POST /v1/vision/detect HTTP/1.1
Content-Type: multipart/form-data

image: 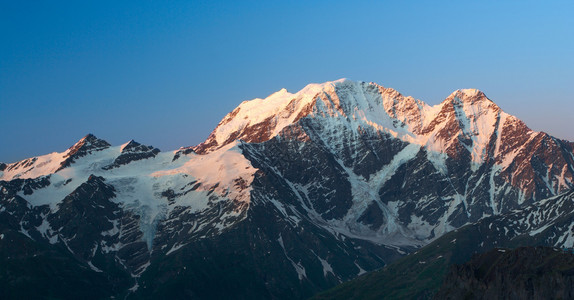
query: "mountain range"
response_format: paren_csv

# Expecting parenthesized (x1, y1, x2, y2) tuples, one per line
(1, 79, 573, 299)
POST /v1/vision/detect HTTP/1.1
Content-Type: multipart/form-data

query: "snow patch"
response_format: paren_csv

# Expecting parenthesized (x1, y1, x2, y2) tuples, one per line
(152, 142, 256, 204)
(36, 219, 58, 244)
(166, 243, 187, 255)
(277, 234, 307, 280)
(355, 261, 367, 276)
(529, 223, 551, 236)
(128, 282, 140, 292)
(317, 256, 334, 277)
(88, 261, 103, 273)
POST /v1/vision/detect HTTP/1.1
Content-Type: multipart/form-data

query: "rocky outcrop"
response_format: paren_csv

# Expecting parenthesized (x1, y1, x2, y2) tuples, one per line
(103, 140, 160, 170)
(56, 134, 111, 171)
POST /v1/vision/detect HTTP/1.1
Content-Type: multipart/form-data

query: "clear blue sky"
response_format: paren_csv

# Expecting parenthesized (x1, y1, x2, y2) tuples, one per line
(1, 1, 573, 163)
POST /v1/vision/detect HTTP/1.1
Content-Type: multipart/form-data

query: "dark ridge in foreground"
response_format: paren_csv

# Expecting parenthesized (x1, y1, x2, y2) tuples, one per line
(313, 245, 574, 300)
(435, 247, 574, 300)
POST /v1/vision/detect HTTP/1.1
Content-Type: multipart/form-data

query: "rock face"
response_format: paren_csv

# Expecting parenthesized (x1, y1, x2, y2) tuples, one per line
(57, 133, 112, 172)
(435, 247, 574, 300)
(1, 79, 574, 299)
(103, 140, 160, 170)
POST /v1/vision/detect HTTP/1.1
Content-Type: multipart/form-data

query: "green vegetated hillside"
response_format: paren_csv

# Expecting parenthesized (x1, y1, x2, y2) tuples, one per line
(435, 246, 574, 299)
(312, 226, 481, 300)
(313, 209, 574, 299)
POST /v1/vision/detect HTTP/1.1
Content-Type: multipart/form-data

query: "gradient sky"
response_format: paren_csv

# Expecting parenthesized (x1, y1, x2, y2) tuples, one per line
(1, 1, 573, 163)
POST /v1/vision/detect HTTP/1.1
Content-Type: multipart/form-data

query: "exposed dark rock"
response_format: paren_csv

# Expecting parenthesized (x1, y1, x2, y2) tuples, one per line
(102, 140, 160, 169)
(172, 147, 194, 161)
(45, 175, 150, 275)
(357, 202, 385, 230)
(47, 175, 119, 260)
(4, 157, 37, 173)
(0, 176, 51, 196)
(56, 134, 111, 172)
(0, 229, 132, 300)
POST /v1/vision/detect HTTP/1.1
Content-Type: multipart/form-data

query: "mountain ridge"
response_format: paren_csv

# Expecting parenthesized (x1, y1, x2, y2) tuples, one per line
(1, 79, 574, 298)
(191, 79, 502, 156)
(2, 79, 573, 245)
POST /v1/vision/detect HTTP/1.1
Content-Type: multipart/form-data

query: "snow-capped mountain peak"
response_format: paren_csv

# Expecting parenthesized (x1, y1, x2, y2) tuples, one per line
(192, 80, 503, 160)
(0, 134, 111, 181)
(192, 80, 343, 153)
(449, 88, 486, 100)
(2, 79, 574, 299)
(68, 133, 111, 152)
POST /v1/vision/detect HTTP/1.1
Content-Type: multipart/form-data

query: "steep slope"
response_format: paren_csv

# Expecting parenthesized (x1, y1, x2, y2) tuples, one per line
(189, 79, 574, 245)
(0, 229, 132, 299)
(1, 79, 574, 298)
(314, 189, 574, 299)
(0, 134, 111, 180)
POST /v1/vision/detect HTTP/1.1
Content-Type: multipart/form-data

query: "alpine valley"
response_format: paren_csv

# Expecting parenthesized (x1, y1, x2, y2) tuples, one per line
(2, 79, 574, 299)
